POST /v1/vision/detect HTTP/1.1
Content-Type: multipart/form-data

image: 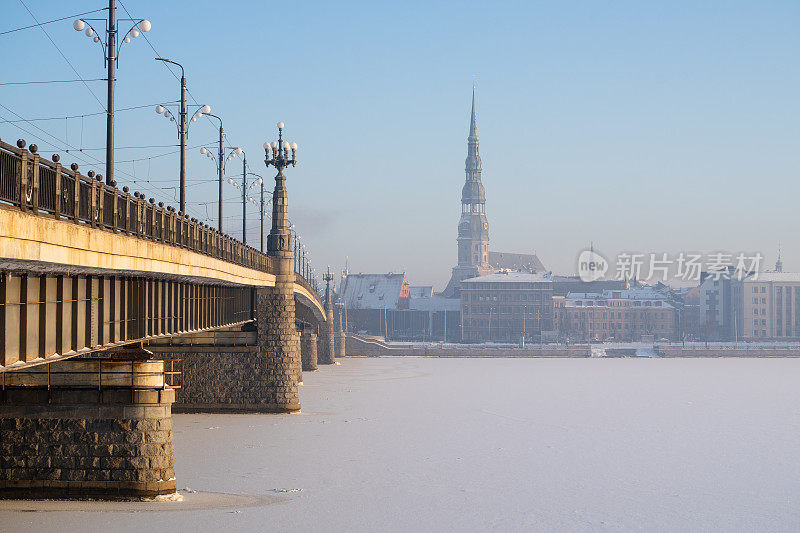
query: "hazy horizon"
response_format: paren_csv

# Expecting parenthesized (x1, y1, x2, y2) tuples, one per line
(2, 0, 798, 290)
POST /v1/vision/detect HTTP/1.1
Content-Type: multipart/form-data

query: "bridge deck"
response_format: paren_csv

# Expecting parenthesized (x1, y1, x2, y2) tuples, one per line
(0, 140, 325, 372)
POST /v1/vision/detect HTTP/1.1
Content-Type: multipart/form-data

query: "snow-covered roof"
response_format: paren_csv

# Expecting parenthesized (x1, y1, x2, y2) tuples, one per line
(462, 271, 552, 284)
(488, 251, 546, 272)
(340, 273, 408, 309)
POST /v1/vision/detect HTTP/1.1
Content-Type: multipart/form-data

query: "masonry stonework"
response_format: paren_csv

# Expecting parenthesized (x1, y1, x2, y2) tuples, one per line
(0, 387, 175, 499)
(301, 330, 318, 371)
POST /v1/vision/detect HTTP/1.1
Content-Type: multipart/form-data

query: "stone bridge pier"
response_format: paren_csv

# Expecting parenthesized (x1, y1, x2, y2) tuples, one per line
(0, 359, 176, 499)
(301, 330, 318, 371)
(148, 286, 304, 413)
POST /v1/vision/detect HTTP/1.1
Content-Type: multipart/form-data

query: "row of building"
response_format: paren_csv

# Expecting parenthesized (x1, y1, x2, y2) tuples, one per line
(335, 270, 678, 343)
(692, 267, 800, 341)
(329, 88, 786, 345)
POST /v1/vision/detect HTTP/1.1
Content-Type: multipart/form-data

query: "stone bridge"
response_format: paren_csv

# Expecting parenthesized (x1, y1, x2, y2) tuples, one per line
(0, 137, 342, 498)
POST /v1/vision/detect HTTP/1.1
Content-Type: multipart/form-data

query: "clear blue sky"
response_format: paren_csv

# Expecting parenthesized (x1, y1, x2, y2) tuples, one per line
(2, 1, 798, 289)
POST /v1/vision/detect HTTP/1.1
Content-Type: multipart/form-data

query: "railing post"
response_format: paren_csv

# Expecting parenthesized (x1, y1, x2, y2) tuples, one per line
(72, 172, 80, 221)
(149, 203, 155, 240)
(139, 197, 145, 237)
(53, 158, 62, 219)
(30, 151, 40, 213)
(90, 179, 98, 228)
(123, 190, 131, 233)
(112, 189, 119, 232)
(96, 183, 104, 229)
(19, 148, 28, 210)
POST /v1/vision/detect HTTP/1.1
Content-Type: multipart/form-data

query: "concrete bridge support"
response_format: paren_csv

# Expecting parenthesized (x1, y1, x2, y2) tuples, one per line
(301, 330, 317, 371)
(0, 359, 176, 499)
(335, 304, 346, 359)
(149, 286, 301, 413)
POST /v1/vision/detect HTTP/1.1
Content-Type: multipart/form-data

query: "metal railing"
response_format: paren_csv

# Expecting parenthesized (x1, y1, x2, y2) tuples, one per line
(0, 139, 288, 276)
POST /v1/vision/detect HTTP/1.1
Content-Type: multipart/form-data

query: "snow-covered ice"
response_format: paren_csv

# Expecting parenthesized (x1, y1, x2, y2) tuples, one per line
(2, 356, 799, 531)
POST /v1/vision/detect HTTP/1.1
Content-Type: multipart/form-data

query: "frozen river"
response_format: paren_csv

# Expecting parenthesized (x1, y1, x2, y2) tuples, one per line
(3, 357, 800, 531)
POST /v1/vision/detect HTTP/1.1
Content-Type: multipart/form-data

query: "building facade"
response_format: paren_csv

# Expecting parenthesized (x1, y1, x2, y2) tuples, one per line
(741, 272, 800, 339)
(553, 288, 678, 342)
(460, 272, 554, 342)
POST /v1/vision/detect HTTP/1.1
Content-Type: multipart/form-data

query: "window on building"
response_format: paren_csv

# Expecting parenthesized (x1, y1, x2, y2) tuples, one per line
(761, 287, 766, 293)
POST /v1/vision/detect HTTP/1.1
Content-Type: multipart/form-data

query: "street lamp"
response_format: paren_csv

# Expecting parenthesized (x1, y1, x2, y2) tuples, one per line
(154, 57, 210, 215)
(73, 3, 151, 185)
(246, 172, 271, 252)
(199, 113, 225, 231)
(200, 137, 249, 235)
(263, 121, 298, 257)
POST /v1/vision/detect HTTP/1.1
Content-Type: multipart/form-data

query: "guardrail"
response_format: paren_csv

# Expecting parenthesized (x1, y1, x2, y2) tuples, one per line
(0, 138, 276, 274)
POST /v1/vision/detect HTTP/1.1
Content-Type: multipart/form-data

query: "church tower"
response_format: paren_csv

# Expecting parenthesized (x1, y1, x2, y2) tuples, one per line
(443, 88, 493, 297)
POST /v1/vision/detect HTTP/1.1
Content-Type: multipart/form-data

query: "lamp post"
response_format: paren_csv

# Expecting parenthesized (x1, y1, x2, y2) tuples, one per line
(154, 57, 210, 215)
(262, 121, 297, 260)
(246, 172, 269, 252)
(200, 113, 224, 231)
(73, 4, 151, 185)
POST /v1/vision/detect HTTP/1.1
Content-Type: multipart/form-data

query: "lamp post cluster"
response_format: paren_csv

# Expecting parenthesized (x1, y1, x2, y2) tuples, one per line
(73, 12, 318, 286)
(73, 1, 151, 186)
(153, 56, 210, 215)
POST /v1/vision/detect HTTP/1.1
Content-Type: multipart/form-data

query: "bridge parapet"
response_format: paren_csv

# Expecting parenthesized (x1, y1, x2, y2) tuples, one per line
(0, 139, 275, 274)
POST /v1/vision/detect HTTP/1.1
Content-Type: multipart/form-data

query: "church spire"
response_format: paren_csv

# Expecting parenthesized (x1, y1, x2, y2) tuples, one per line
(465, 86, 482, 182)
(469, 85, 478, 141)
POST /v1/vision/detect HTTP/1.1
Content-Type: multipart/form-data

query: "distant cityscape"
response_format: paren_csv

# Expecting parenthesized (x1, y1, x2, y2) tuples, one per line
(333, 90, 790, 345)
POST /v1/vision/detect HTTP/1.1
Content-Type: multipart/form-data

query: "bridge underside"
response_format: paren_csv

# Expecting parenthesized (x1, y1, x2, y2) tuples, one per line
(0, 262, 254, 372)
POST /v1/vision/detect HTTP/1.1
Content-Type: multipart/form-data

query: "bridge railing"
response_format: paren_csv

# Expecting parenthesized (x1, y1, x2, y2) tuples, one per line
(0, 139, 277, 274)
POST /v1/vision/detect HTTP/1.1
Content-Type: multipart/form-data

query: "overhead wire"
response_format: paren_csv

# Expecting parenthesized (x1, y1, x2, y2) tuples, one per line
(0, 79, 105, 86)
(0, 101, 179, 123)
(0, 7, 106, 36)
(17, 0, 105, 110)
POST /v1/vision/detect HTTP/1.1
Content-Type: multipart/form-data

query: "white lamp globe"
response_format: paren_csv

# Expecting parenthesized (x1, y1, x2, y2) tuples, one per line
(257, 178, 263, 185)
(73, 19, 85, 31)
(191, 116, 197, 122)
(228, 178, 234, 184)
(271, 142, 278, 149)
(93, 36, 100, 43)
(290, 142, 297, 151)
(130, 28, 139, 38)
(163, 110, 171, 118)
(282, 141, 290, 151)
(201, 105, 211, 114)
(200, 147, 207, 155)
(170, 116, 175, 122)
(155, 105, 164, 114)
(235, 147, 243, 155)
(123, 36, 131, 43)
(262, 142, 269, 149)
(85, 27, 94, 37)
(277, 121, 284, 130)
(139, 19, 151, 32)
